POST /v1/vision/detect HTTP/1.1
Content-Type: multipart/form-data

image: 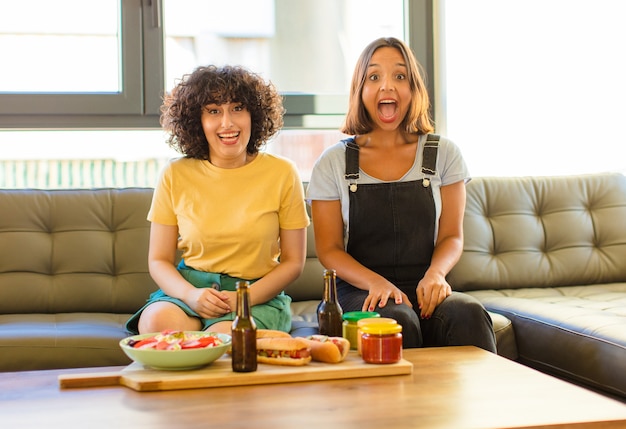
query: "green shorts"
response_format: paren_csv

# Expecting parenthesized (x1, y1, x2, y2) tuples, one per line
(125, 261, 292, 334)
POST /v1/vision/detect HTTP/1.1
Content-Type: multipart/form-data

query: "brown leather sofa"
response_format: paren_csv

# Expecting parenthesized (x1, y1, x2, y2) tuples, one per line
(448, 173, 626, 399)
(1, 174, 624, 400)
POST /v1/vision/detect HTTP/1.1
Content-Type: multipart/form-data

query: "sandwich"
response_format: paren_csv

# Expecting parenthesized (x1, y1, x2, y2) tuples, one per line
(256, 337, 312, 366)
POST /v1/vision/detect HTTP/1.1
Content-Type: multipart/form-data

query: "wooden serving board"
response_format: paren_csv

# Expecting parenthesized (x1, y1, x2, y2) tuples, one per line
(59, 352, 412, 392)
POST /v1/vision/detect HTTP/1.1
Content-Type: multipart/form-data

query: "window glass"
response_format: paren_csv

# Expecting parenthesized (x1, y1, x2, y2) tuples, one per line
(163, 0, 404, 93)
(0, 0, 120, 93)
(442, 0, 626, 176)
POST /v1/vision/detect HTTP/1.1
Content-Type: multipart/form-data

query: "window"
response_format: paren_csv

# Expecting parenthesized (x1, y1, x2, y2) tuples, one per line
(0, 0, 407, 128)
(162, 0, 402, 128)
(0, 0, 414, 188)
(0, 0, 160, 124)
(440, 0, 626, 176)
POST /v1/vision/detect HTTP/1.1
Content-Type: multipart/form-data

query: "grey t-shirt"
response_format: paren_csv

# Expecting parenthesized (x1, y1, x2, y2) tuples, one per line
(306, 134, 470, 245)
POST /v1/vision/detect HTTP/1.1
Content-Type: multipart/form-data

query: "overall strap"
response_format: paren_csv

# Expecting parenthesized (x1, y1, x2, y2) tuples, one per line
(344, 134, 440, 190)
(421, 134, 440, 187)
(344, 138, 360, 192)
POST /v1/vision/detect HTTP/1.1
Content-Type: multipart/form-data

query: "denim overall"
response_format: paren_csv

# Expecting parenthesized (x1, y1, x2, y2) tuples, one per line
(344, 135, 439, 299)
(337, 135, 497, 351)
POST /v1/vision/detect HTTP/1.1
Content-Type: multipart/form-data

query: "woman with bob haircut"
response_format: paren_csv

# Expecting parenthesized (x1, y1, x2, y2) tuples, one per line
(126, 65, 309, 336)
(343, 37, 433, 136)
(307, 37, 496, 351)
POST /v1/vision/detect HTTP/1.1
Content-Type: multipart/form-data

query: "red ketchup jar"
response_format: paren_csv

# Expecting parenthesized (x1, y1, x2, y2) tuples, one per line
(360, 321, 403, 364)
(356, 317, 398, 356)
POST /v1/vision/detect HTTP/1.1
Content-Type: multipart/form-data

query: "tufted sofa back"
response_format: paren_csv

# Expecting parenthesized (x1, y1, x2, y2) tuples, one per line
(0, 186, 323, 316)
(8, 173, 624, 314)
(448, 173, 626, 291)
(0, 188, 157, 314)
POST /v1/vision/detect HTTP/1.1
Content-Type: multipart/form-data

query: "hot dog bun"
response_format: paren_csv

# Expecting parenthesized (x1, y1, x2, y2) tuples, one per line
(256, 329, 292, 339)
(299, 335, 350, 363)
(256, 337, 312, 366)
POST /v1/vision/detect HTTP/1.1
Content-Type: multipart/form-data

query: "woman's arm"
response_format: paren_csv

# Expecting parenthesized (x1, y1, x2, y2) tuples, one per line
(417, 180, 466, 318)
(148, 222, 231, 318)
(311, 199, 411, 311)
(247, 227, 307, 306)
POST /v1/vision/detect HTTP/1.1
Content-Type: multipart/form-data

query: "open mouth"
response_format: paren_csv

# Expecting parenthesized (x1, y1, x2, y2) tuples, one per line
(218, 131, 240, 142)
(378, 99, 398, 122)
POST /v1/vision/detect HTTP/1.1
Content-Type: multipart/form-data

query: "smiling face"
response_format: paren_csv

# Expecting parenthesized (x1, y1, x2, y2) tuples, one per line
(361, 46, 412, 131)
(200, 102, 252, 168)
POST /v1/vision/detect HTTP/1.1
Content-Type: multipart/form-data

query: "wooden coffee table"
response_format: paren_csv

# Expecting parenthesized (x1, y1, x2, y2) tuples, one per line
(1, 346, 625, 428)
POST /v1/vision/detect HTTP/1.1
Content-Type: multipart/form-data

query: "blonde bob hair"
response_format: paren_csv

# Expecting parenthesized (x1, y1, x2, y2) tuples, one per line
(341, 37, 434, 136)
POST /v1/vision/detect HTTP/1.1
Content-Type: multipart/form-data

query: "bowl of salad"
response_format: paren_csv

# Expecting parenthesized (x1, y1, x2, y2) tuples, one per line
(119, 330, 232, 370)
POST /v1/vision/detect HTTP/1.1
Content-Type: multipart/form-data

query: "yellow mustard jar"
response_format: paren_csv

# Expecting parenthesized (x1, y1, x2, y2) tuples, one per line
(342, 311, 380, 350)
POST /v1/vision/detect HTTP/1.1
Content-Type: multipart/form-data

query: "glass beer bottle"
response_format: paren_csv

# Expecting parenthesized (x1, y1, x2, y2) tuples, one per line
(317, 269, 343, 337)
(231, 280, 257, 372)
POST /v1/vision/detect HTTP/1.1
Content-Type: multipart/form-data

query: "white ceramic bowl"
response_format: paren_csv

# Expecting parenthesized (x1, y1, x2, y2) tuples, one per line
(119, 331, 232, 370)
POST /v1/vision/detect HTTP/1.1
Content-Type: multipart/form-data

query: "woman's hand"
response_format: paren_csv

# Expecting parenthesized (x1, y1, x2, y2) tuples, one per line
(416, 272, 452, 318)
(416, 181, 465, 318)
(185, 287, 233, 319)
(363, 279, 412, 312)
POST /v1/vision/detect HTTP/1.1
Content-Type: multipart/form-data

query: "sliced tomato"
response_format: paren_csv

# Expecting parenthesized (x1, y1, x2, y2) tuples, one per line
(156, 340, 171, 350)
(132, 338, 158, 349)
(181, 335, 221, 349)
(196, 336, 219, 347)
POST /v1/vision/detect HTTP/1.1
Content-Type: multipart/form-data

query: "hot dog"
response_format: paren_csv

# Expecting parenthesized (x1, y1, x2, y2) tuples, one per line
(256, 337, 312, 366)
(298, 335, 350, 363)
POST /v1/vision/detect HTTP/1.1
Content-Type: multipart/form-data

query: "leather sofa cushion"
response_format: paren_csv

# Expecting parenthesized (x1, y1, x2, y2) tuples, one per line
(467, 284, 626, 398)
(0, 313, 133, 371)
(449, 173, 626, 291)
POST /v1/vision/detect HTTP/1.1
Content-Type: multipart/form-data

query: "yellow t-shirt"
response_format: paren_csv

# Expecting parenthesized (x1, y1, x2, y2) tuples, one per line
(148, 152, 310, 279)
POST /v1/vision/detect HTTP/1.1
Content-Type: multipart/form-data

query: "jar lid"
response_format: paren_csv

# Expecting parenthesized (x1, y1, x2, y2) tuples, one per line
(357, 317, 397, 327)
(361, 322, 403, 335)
(342, 311, 380, 323)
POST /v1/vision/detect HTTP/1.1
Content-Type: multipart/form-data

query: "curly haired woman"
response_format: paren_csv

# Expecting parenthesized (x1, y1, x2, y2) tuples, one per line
(126, 65, 309, 335)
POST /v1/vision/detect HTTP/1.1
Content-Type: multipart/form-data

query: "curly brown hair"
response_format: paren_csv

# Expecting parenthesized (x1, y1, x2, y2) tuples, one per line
(160, 65, 285, 159)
